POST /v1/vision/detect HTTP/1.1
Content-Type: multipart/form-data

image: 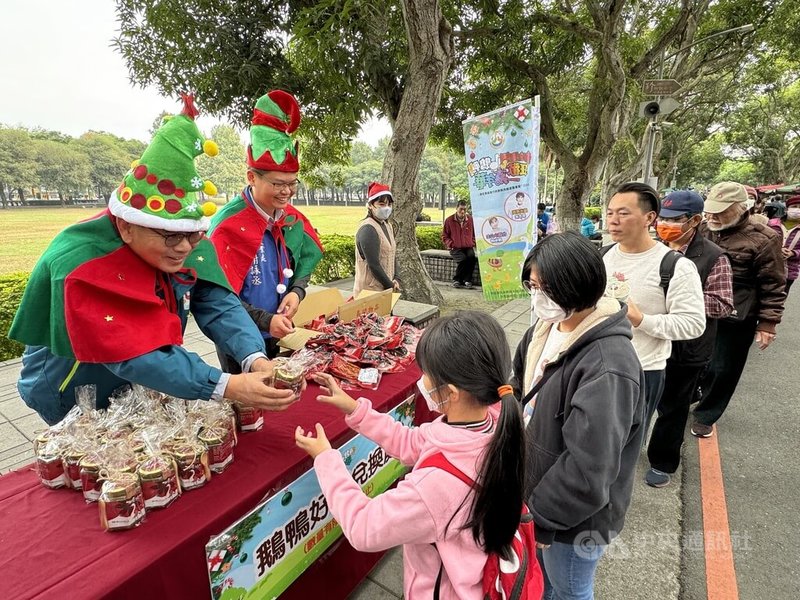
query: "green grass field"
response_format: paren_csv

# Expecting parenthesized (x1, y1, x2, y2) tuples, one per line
(0, 205, 454, 275)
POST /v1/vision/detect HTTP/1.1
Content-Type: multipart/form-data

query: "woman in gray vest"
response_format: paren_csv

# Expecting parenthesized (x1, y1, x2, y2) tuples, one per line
(354, 182, 401, 297)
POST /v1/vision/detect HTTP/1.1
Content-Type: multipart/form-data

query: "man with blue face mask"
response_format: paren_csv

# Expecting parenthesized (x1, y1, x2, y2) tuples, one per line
(354, 182, 401, 296)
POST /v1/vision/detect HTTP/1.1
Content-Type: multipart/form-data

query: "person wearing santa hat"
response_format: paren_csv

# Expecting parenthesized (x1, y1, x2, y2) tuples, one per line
(354, 182, 401, 297)
(209, 91, 323, 362)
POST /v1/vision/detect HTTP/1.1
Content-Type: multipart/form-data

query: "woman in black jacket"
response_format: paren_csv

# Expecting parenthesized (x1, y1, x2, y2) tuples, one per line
(511, 232, 646, 600)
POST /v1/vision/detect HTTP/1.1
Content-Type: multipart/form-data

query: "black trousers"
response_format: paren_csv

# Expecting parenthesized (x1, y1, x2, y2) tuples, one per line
(450, 247, 477, 283)
(693, 318, 758, 426)
(647, 361, 705, 473)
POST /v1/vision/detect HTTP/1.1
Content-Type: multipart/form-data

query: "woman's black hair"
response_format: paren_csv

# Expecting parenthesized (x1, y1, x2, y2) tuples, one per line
(522, 231, 607, 312)
(416, 311, 524, 560)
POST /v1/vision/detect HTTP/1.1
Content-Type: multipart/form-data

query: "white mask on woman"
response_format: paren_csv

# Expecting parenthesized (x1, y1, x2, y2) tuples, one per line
(530, 288, 571, 323)
(374, 206, 393, 220)
(787, 207, 800, 221)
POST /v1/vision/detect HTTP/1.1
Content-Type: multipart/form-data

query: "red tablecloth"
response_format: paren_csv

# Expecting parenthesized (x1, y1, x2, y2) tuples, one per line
(0, 364, 425, 600)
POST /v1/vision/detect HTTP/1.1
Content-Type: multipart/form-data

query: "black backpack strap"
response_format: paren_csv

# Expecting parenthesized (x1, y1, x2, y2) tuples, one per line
(659, 250, 682, 297)
(598, 243, 616, 257)
(519, 361, 560, 406)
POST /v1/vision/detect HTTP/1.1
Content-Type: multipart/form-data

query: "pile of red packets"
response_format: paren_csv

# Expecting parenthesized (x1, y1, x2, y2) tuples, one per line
(297, 313, 421, 390)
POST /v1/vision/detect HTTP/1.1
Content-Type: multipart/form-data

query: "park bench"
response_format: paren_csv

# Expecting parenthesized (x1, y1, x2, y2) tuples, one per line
(420, 249, 481, 286)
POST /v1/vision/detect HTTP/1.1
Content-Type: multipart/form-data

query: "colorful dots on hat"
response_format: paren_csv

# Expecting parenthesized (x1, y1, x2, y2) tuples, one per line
(158, 179, 176, 195)
(130, 194, 146, 209)
(133, 165, 148, 179)
(165, 199, 183, 214)
(146, 174, 158, 185)
(120, 187, 133, 203)
(147, 196, 165, 211)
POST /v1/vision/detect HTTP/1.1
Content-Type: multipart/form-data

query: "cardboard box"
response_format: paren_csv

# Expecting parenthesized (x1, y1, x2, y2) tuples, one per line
(279, 288, 398, 351)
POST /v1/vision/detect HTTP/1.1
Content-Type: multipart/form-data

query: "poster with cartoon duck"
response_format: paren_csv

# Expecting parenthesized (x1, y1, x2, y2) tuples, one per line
(462, 97, 541, 301)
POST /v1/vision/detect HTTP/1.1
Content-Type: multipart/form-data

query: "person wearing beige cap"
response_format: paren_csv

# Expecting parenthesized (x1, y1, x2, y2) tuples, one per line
(691, 181, 786, 438)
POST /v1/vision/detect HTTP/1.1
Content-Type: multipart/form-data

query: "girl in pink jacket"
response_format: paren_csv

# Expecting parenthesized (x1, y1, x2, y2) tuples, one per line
(295, 311, 529, 599)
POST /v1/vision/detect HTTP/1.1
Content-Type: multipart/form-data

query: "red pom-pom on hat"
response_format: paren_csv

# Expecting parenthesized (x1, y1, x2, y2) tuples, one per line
(368, 182, 392, 203)
(180, 93, 200, 120)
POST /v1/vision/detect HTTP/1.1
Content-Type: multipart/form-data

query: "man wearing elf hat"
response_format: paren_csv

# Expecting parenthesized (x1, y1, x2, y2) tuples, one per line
(209, 90, 323, 362)
(9, 95, 296, 425)
(353, 182, 400, 297)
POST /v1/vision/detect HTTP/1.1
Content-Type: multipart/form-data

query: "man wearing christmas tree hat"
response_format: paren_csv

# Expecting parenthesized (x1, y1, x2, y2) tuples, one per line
(209, 90, 323, 363)
(9, 95, 297, 425)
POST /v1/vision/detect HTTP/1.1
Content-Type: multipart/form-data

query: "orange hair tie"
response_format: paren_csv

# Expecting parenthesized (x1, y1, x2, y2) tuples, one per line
(497, 385, 514, 398)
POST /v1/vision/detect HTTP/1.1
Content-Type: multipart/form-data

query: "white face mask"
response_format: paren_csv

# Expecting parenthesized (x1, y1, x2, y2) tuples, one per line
(788, 208, 800, 221)
(530, 288, 571, 323)
(417, 376, 447, 412)
(374, 206, 393, 220)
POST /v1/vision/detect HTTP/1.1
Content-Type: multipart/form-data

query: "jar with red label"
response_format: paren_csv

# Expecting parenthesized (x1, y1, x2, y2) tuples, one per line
(63, 450, 87, 491)
(171, 443, 211, 490)
(36, 450, 66, 489)
(138, 454, 181, 509)
(79, 456, 104, 502)
(98, 472, 146, 531)
(234, 403, 264, 432)
(199, 426, 234, 473)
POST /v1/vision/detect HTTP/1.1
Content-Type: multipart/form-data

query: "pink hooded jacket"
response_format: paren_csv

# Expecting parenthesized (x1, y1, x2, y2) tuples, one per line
(313, 398, 498, 599)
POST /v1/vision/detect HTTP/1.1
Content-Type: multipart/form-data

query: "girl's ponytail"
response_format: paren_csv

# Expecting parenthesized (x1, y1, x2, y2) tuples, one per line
(416, 311, 525, 559)
(466, 388, 526, 559)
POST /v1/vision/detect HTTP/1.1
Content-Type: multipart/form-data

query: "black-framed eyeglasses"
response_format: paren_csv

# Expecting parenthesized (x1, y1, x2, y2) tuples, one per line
(152, 230, 205, 247)
(257, 173, 300, 192)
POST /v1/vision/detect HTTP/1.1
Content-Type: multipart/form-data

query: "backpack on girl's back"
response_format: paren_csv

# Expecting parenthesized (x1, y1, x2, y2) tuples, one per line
(295, 311, 544, 600)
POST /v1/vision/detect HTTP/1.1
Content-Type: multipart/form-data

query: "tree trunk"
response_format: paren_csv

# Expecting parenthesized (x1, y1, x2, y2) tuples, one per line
(382, 0, 452, 304)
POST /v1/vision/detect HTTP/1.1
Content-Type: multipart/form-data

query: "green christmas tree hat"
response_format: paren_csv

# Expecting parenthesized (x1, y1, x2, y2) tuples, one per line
(246, 90, 301, 172)
(109, 94, 220, 232)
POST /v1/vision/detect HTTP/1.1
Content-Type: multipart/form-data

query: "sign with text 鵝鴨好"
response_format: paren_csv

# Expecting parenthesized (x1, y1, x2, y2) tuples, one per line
(462, 97, 541, 301)
(205, 396, 416, 600)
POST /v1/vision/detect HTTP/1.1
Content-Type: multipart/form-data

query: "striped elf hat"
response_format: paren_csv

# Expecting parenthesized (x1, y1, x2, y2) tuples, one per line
(246, 90, 301, 173)
(109, 94, 220, 232)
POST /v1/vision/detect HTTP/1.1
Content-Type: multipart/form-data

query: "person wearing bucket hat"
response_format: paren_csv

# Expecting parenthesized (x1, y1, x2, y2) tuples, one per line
(691, 181, 786, 438)
(601, 182, 705, 431)
(645, 190, 733, 488)
(209, 90, 324, 362)
(353, 182, 400, 297)
(9, 95, 297, 425)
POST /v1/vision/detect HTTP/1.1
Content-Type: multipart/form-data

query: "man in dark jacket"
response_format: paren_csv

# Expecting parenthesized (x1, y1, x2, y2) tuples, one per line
(645, 191, 733, 487)
(691, 181, 786, 437)
(441, 200, 477, 288)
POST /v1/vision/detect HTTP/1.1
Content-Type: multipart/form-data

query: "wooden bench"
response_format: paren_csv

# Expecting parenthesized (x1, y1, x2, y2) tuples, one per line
(420, 249, 481, 286)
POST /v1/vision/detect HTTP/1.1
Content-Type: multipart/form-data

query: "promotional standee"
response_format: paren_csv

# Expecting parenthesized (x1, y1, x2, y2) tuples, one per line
(462, 97, 541, 302)
(206, 398, 416, 600)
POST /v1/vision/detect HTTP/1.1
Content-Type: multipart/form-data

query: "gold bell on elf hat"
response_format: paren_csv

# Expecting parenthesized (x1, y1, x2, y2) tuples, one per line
(109, 94, 219, 232)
